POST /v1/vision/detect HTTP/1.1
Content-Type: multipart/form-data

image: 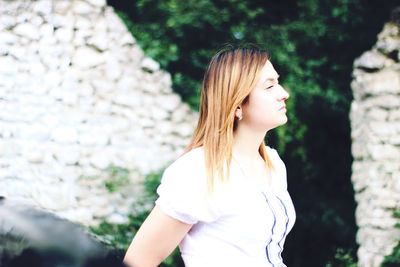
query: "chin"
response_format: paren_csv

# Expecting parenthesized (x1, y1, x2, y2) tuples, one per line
(275, 119, 288, 128)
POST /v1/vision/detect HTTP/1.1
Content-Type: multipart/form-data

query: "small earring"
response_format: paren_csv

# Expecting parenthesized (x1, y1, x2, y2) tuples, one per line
(235, 107, 242, 121)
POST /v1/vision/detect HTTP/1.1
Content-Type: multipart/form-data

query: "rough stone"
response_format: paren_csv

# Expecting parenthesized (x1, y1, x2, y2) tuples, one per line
(353, 69, 400, 96)
(74, 16, 92, 30)
(368, 144, 400, 160)
(73, 1, 93, 15)
(16, 12, 33, 24)
(55, 27, 74, 43)
(120, 32, 136, 45)
(13, 23, 40, 40)
(86, 0, 106, 7)
(103, 58, 122, 81)
(53, 147, 81, 165)
(389, 109, 400, 121)
(0, 0, 197, 231)
(87, 32, 109, 51)
(39, 23, 54, 38)
(363, 95, 400, 110)
(141, 57, 160, 72)
(48, 13, 75, 29)
(369, 121, 400, 136)
(53, 1, 72, 14)
(72, 46, 104, 69)
(116, 76, 139, 92)
(0, 57, 18, 74)
(366, 108, 388, 121)
(350, 18, 400, 267)
(51, 126, 79, 144)
(354, 50, 388, 71)
(156, 94, 181, 112)
(0, 140, 22, 157)
(151, 106, 169, 120)
(31, 183, 77, 211)
(8, 44, 26, 60)
(31, 16, 44, 27)
(107, 213, 129, 224)
(376, 23, 400, 57)
(0, 32, 18, 45)
(0, 15, 17, 30)
(89, 153, 111, 169)
(33, 0, 52, 16)
(27, 151, 45, 164)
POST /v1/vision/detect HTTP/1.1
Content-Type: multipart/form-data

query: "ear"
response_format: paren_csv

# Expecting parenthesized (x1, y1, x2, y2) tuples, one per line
(235, 106, 242, 121)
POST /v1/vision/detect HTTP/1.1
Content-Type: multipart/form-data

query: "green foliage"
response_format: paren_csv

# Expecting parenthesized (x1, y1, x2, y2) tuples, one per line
(89, 210, 145, 251)
(382, 243, 400, 267)
(90, 168, 184, 267)
(326, 248, 357, 267)
(103, 165, 130, 193)
(107, 0, 399, 265)
(381, 209, 400, 266)
(143, 170, 163, 201)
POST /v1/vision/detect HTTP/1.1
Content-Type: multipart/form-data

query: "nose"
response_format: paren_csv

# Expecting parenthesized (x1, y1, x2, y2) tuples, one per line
(278, 85, 289, 101)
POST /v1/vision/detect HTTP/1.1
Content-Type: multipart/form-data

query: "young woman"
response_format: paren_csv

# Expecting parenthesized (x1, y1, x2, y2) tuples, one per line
(124, 47, 296, 267)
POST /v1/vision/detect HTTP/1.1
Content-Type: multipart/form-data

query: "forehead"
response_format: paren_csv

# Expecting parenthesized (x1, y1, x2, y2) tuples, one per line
(260, 60, 279, 81)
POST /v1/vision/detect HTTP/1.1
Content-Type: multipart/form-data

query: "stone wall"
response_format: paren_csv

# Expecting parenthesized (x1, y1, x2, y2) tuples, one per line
(350, 14, 400, 267)
(0, 0, 198, 226)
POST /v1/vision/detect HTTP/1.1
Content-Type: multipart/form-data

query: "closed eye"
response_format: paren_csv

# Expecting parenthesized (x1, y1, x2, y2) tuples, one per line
(265, 79, 279, 90)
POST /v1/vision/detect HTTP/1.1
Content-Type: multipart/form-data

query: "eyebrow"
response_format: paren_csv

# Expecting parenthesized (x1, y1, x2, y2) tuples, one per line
(264, 74, 280, 83)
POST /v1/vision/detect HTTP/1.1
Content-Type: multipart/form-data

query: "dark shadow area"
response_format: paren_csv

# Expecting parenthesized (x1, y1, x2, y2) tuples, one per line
(0, 197, 126, 267)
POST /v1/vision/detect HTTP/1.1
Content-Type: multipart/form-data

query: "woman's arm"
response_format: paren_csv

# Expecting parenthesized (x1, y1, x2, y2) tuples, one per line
(123, 205, 193, 267)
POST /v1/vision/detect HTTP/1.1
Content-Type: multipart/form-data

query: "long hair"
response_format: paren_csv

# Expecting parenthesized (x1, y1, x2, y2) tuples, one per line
(185, 46, 275, 192)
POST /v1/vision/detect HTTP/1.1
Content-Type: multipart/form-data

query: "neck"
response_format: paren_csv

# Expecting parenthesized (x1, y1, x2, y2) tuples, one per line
(233, 124, 267, 160)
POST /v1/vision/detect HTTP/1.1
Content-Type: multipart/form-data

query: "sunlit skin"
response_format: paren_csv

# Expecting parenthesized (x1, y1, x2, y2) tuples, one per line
(242, 60, 289, 130)
(123, 60, 289, 267)
(124, 205, 193, 267)
(233, 60, 290, 160)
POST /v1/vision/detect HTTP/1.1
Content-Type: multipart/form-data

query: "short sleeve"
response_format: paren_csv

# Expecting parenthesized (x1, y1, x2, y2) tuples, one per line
(266, 146, 288, 190)
(155, 149, 220, 224)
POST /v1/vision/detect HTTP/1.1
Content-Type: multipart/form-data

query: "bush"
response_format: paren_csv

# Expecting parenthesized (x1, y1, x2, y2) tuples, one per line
(381, 243, 400, 267)
(103, 165, 131, 193)
(326, 248, 357, 267)
(381, 209, 400, 266)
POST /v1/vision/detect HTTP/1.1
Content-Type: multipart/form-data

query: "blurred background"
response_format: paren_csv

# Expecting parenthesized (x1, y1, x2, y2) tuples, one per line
(1, 0, 399, 266)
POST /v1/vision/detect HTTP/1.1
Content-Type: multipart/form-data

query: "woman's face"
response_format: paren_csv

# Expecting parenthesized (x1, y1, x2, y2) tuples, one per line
(240, 60, 290, 133)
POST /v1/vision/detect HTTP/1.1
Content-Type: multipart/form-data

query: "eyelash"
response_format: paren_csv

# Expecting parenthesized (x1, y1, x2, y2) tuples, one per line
(266, 85, 274, 90)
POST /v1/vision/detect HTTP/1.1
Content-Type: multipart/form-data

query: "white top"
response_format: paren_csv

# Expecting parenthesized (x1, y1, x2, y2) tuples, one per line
(155, 147, 296, 267)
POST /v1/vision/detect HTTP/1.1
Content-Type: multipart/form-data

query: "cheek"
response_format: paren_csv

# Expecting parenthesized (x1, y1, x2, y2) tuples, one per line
(248, 93, 274, 112)
(244, 99, 273, 122)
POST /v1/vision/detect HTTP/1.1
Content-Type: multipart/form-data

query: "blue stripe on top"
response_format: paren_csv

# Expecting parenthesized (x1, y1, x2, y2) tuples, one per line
(276, 196, 289, 262)
(262, 192, 290, 266)
(262, 192, 276, 266)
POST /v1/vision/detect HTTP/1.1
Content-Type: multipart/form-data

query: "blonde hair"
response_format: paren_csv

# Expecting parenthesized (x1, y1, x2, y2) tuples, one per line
(185, 46, 274, 192)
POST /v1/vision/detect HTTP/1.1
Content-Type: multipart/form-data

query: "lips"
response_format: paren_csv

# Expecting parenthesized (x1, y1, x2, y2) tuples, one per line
(279, 105, 286, 111)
